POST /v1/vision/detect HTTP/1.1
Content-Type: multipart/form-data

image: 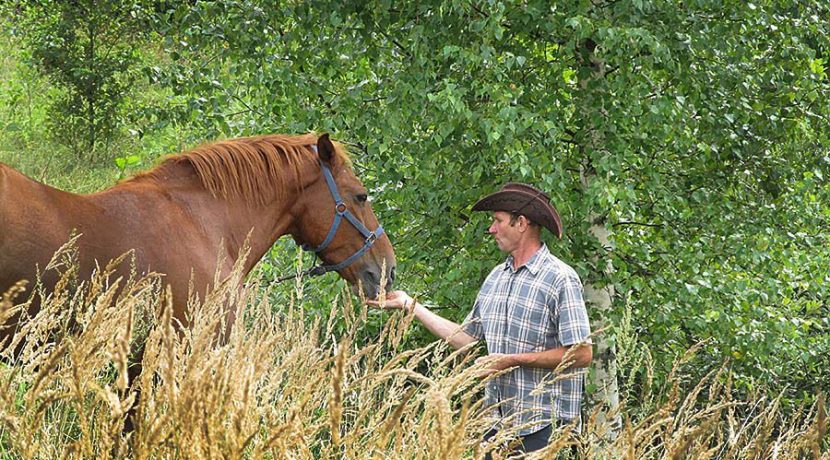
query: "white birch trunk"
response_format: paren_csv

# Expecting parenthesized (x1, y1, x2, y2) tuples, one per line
(578, 42, 622, 440)
(582, 206, 622, 440)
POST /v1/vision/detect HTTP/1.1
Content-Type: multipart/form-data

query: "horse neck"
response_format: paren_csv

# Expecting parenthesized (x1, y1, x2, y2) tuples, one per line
(204, 177, 305, 273)
(136, 160, 308, 272)
(214, 200, 293, 273)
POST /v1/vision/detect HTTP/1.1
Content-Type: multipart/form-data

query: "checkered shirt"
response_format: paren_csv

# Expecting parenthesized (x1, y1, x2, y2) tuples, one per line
(462, 244, 591, 435)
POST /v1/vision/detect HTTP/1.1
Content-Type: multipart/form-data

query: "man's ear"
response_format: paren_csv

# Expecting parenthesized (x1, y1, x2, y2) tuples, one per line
(317, 133, 336, 165)
(518, 215, 530, 231)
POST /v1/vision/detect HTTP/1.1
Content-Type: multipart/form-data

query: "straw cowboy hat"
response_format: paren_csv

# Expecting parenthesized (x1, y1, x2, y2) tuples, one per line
(471, 182, 563, 238)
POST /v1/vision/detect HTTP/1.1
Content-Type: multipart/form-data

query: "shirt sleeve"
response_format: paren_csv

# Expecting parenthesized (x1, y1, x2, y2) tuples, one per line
(461, 298, 484, 340)
(554, 270, 592, 346)
(462, 266, 502, 340)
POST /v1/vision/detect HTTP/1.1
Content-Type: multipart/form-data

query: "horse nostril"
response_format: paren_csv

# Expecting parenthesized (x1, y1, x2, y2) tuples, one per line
(389, 266, 397, 283)
(365, 269, 380, 286)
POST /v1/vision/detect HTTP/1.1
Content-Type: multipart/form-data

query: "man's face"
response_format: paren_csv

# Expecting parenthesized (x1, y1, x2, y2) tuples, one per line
(488, 211, 522, 253)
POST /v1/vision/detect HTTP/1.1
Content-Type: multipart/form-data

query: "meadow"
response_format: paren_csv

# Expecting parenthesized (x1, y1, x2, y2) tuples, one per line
(0, 242, 826, 459)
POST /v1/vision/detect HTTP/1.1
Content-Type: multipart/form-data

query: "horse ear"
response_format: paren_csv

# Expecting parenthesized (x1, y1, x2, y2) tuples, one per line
(317, 133, 336, 165)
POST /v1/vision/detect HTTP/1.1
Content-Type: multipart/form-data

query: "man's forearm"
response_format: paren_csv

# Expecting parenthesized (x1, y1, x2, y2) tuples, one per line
(508, 343, 593, 370)
(410, 301, 478, 350)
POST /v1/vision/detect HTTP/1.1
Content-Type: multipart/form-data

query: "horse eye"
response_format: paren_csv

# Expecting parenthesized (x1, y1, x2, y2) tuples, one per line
(355, 194, 368, 203)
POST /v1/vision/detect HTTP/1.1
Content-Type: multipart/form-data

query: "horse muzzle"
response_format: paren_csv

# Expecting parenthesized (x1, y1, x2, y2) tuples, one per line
(357, 263, 395, 300)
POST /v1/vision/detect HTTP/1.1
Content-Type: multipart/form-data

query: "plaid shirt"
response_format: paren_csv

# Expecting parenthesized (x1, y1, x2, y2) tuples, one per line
(462, 244, 591, 435)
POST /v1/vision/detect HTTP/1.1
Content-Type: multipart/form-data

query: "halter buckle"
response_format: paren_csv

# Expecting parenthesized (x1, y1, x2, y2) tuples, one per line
(336, 202, 348, 214)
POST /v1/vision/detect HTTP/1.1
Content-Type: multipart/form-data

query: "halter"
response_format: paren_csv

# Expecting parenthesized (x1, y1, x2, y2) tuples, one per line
(276, 145, 384, 282)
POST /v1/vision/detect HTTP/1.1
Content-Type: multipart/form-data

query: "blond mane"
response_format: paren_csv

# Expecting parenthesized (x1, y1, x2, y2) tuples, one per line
(137, 133, 351, 206)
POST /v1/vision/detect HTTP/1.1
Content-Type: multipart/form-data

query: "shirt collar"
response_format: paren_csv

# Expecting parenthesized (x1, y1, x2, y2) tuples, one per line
(502, 243, 549, 276)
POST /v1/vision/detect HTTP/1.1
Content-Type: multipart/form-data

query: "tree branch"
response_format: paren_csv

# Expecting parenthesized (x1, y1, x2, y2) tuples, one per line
(613, 220, 664, 229)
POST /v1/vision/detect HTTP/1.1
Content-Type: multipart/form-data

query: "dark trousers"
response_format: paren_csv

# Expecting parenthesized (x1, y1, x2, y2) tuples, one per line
(483, 424, 553, 459)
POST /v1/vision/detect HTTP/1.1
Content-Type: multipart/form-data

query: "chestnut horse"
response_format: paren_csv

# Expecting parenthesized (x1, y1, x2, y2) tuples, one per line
(0, 133, 396, 342)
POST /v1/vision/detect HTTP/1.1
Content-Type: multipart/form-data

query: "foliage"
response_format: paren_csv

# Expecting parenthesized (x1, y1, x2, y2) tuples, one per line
(0, 17, 190, 192)
(0, 27, 113, 192)
(0, 22, 52, 153)
(6, 0, 155, 161)
(136, 0, 830, 407)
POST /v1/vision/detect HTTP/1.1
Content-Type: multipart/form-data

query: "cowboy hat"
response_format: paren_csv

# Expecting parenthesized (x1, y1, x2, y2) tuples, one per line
(471, 182, 563, 238)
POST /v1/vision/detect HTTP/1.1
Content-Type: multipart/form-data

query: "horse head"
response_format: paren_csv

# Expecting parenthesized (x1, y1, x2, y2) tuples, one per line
(291, 134, 396, 300)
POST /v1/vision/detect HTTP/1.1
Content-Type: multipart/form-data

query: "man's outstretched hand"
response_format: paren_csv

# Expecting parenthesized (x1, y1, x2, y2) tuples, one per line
(366, 290, 414, 311)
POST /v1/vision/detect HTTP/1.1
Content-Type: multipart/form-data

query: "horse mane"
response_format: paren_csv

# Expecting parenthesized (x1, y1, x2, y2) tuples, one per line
(134, 133, 352, 206)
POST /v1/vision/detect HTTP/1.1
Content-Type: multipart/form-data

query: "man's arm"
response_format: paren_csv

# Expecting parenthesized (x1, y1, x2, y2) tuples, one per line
(409, 300, 478, 350)
(477, 343, 593, 375)
(367, 290, 478, 350)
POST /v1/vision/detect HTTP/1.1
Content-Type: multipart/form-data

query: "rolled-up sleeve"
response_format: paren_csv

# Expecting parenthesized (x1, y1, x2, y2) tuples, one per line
(461, 300, 484, 340)
(555, 272, 591, 346)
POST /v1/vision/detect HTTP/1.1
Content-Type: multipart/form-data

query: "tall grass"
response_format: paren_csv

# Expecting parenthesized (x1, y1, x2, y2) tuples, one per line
(0, 242, 827, 459)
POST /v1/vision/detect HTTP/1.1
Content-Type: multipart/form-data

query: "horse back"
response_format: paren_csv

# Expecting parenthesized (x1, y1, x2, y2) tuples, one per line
(1, 162, 247, 330)
(0, 164, 91, 290)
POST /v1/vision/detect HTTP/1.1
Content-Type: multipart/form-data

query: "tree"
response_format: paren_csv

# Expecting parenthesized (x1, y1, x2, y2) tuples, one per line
(9, 0, 154, 160)
(141, 0, 830, 433)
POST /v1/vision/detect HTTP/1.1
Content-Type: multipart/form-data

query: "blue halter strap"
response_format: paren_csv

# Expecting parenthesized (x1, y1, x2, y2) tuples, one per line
(299, 145, 384, 277)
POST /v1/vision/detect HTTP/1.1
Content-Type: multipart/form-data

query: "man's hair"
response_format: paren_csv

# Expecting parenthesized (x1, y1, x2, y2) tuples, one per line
(509, 213, 540, 228)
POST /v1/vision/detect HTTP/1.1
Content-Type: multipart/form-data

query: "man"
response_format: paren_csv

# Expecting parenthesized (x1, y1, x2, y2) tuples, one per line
(368, 183, 592, 456)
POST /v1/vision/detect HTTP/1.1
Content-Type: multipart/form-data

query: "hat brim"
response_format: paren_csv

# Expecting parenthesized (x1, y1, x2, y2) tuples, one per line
(472, 190, 563, 238)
